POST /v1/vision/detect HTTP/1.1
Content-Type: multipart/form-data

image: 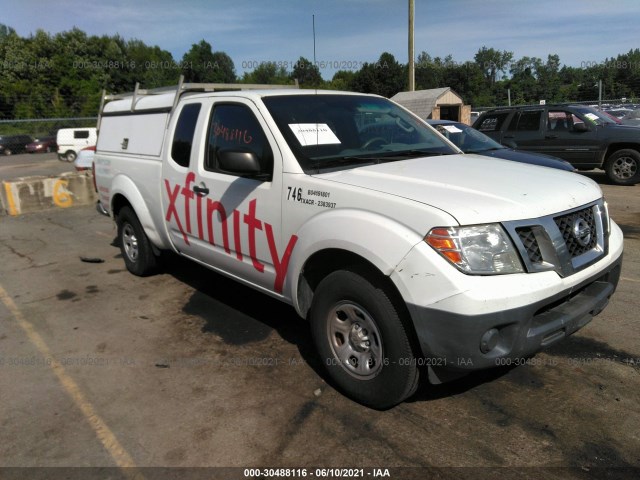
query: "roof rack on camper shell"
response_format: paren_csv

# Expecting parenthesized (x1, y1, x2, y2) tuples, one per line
(97, 74, 299, 130)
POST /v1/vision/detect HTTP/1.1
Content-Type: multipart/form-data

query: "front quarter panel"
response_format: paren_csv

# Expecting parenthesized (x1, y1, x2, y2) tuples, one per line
(281, 178, 459, 316)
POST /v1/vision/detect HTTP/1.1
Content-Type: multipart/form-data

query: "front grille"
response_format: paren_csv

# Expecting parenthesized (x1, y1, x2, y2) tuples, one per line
(554, 206, 597, 258)
(516, 227, 543, 264)
(504, 200, 607, 277)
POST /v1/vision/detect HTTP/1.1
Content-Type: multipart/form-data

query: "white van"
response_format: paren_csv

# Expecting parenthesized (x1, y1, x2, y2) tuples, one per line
(56, 127, 97, 162)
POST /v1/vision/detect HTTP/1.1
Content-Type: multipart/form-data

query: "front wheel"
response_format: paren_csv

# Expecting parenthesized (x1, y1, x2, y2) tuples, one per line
(117, 206, 158, 276)
(604, 149, 640, 185)
(309, 269, 419, 409)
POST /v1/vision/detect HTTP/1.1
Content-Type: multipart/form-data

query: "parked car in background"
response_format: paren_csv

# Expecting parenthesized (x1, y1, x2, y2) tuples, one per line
(621, 109, 640, 127)
(0, 134, 33, 156)
(427, 119, 575, 171)
(56, 127, 97, 162)
(74, 145, 95, 171)
(473, 104, 640, 185)
(26, 135, 58, 154)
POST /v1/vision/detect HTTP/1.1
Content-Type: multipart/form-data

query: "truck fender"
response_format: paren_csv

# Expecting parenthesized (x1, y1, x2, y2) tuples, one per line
(109, 174, 169, 250)
(286, 208, 425, 316)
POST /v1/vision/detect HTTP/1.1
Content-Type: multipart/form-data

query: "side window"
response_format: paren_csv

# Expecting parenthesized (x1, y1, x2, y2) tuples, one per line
(476, 113, 510, 132)
(508, 110, 542, 131)
(171, 103, 202, 168)
(74, 130, 90, 139)
(206, 104, 273, 177)
(548, 110, 574, 131)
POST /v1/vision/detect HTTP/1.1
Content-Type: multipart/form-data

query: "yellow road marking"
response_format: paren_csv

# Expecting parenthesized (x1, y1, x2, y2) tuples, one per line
(3, 182, 18, 216)
(621, 276, 639, 283)
(0, 284, 144, 479)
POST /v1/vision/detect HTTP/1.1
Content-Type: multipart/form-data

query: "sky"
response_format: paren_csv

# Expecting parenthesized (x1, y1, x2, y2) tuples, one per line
(2, 0, 640, 80)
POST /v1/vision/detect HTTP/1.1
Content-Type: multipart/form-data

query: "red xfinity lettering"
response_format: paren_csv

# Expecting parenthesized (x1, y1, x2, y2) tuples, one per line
(244, 199, 265, 273)
(164, 179, 189, 245)
(164, 173, 297, 293)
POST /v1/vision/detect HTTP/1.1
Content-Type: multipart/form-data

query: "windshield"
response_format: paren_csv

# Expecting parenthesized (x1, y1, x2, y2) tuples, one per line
(432, 122, 504, 153)
(573, 106, 617, 126)
(262, 94, 457, 172)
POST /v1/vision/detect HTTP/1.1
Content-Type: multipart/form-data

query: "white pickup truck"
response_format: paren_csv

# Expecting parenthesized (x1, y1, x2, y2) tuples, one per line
(95, 79, 623, 409)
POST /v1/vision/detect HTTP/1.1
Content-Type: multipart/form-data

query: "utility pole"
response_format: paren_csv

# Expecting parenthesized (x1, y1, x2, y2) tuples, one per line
(408, 0, 415, 91)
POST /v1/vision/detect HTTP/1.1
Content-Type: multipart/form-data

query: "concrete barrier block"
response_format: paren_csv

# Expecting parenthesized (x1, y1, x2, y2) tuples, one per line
(1, 171, 98, 216)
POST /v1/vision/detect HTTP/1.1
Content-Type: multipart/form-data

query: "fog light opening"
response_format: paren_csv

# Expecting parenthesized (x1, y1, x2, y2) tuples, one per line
(480, 328, 500, 354)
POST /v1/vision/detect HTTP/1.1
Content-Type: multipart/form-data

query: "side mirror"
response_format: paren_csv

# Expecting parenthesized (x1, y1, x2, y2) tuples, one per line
(573, 123, 589, 132)
(218, 149, 262, 175)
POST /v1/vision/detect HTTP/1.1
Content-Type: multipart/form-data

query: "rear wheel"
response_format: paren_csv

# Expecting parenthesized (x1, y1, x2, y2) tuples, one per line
(117, 206, 158, 276)
(604, 149, 640, 185)
(309, 268, 419, 409)
(65, 150, 77, 162)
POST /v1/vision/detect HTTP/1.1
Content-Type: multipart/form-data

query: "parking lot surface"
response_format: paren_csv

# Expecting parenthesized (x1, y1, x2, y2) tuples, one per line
(0, 165, 639, 479)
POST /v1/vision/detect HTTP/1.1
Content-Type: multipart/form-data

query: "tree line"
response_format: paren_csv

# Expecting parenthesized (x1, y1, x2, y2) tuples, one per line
(2, 24, 640, 122)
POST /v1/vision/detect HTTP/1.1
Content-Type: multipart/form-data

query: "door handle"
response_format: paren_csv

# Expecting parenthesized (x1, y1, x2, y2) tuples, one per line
(193, 185, 209, 196)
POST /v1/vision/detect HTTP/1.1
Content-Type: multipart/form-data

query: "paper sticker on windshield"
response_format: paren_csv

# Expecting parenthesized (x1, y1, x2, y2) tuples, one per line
(585, 113, 599, 121)
(441, 125, 463, 133)
(289, 124, 341, 146)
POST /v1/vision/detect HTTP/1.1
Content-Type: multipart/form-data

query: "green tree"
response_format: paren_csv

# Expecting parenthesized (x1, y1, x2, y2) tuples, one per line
(327, 70, 355, 90)
(415, 52, 445, 89)
(474, 46, 513, 85)
(182, 40, 236, 83)
(241, 62, 289, 84)
(350, 52, 406, 97)
(291, 56, 323, 87)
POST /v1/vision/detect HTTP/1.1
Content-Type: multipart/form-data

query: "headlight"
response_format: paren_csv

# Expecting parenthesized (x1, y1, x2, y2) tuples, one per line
(425, 224, 524, 274)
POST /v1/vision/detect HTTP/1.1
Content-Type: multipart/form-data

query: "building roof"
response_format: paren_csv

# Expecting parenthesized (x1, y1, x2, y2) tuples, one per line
(392, 87, 463, 119)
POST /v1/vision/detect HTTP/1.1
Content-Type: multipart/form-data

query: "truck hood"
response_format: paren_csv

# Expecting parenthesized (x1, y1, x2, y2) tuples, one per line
(315, 154, 602, 225)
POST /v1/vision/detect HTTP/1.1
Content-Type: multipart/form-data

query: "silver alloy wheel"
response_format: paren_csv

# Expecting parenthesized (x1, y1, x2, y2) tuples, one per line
(122, 223, 139, 262)
(327, 301, 384, 379)
(612, 155, 637, 180)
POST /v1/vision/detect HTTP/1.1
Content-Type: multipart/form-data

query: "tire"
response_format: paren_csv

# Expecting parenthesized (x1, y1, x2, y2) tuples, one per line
(604, 149, 640, 185)
(117, 206, 158, 276)
(4, 148, 12, 156)
(65, 150, 77, 162)
(309, 268, 419, 409)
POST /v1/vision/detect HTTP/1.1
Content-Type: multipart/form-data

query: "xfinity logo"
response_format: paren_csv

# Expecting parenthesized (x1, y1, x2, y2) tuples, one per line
(572, 217, 592, 247)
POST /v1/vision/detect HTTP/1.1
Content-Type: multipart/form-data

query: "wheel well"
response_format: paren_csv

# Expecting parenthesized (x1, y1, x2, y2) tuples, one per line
(111, 194, 132, 218)
(298, 248, 422, 358)
(297, 248, 403, 316)
(605, 143, 640, 160)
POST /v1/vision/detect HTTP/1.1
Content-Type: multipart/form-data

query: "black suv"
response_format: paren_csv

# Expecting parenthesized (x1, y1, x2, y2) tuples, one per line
(473, 104, 640, 185)
(0, 134, 33, 156)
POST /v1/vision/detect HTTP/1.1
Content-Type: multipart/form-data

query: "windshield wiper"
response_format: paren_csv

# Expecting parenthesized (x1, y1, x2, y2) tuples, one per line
(466, 147, 504, 153)
(315, 150, 448, 171)
(315, 156, 378, 170)
(383, 149, 448, 158)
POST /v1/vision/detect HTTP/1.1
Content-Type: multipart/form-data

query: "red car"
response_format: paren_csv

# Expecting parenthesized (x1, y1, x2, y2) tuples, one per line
(26, 136, 58, 154)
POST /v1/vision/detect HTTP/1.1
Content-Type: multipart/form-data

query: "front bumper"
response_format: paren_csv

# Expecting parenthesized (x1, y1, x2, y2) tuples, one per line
(408, 252, 622, 372)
